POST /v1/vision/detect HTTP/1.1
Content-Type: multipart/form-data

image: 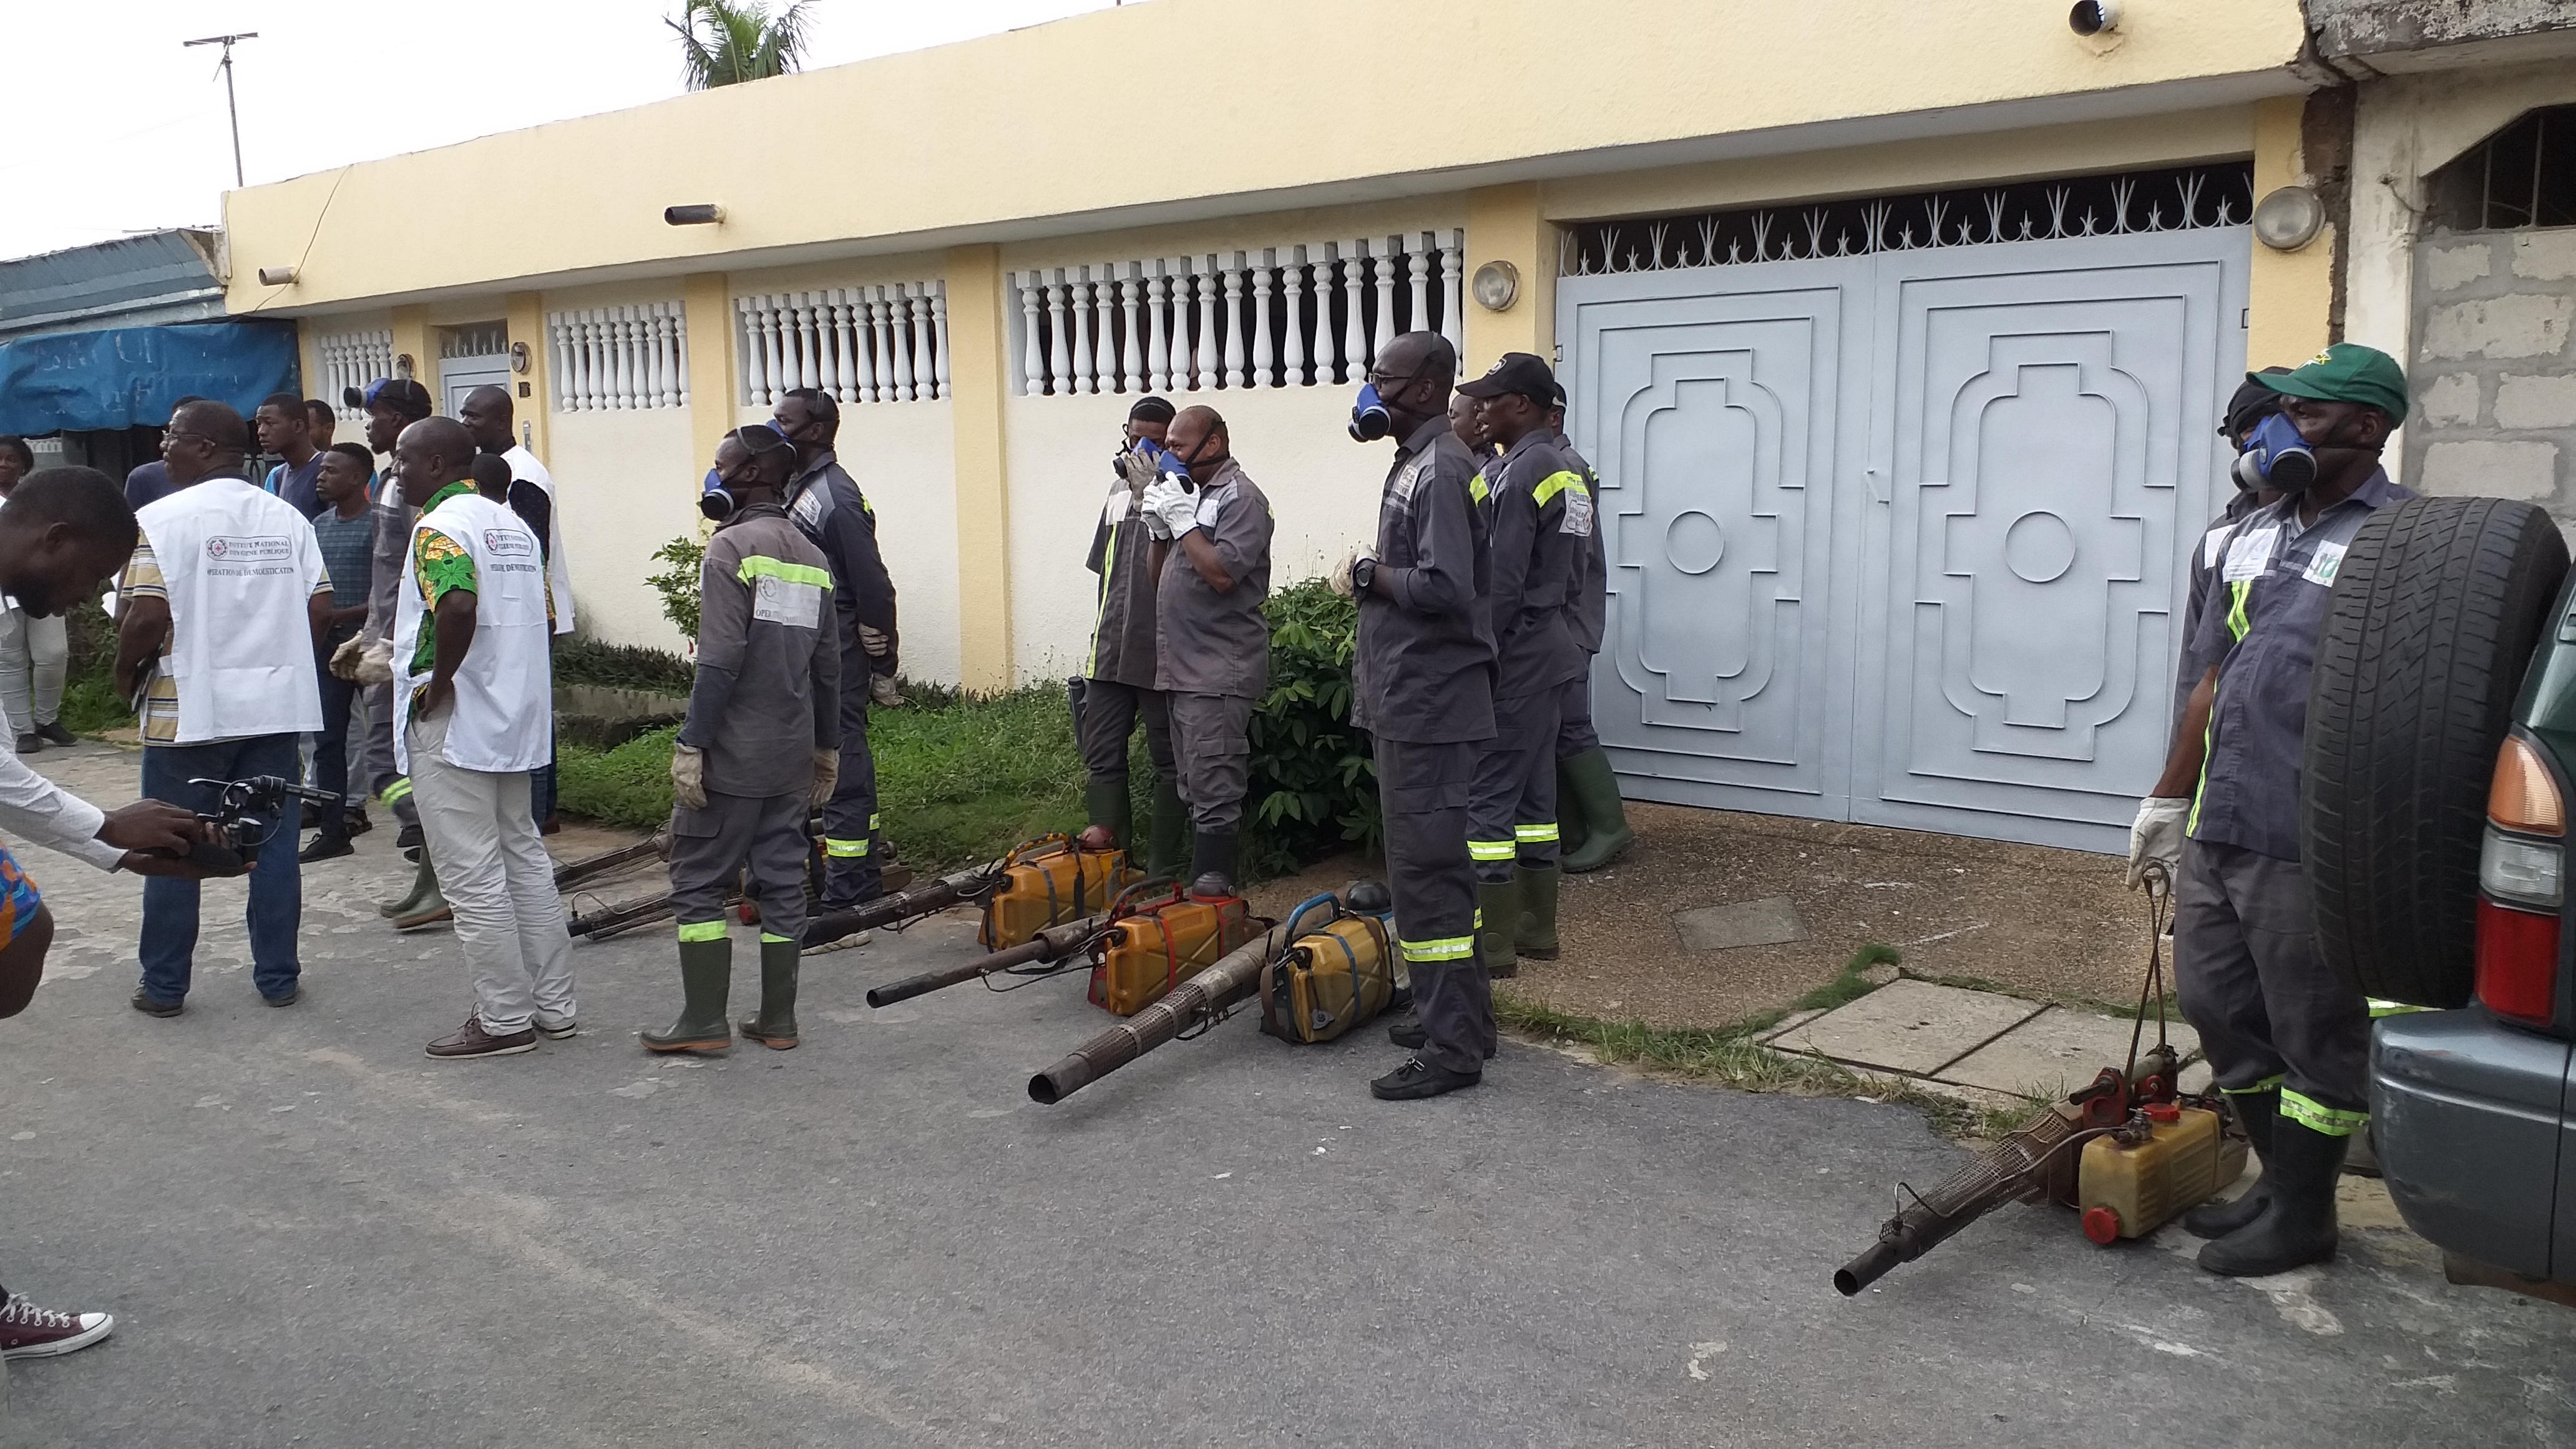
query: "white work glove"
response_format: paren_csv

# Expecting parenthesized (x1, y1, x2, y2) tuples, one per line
(1153, 484, 1203, 540)
(2127, 796, 2189, 890)
(328, 635, 367, 681)
(869, 673, 907, 708)
(1138, 476, 1183, 541)
(811, 748, 841, 809)
(857, 622, 890, 660)
(353, 638, 395, 686)
(671, 743, 708, 811)
(1329, 544, 1378, 598)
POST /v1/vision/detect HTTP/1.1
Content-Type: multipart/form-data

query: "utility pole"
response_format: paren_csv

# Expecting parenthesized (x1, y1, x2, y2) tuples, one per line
(183, 32, 259, 189)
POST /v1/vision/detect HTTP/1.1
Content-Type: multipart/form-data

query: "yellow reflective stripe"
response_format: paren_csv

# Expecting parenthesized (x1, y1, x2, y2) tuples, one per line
(1471, 907, 1484, 929)
(379, 777, 412, 806)
(2367, 998, 2428, 1018)
(2225, 578, 2252, 641)
(2187, 711, 2214, 836)
(1401, 935, 1475, 962)
(1515, 823, 1560, 842)
(736, 555, 833, 590)
(2218, 1075, 2285, 1096)
(2280, 1090, 2368, 1136)
(870, 814, 882, 830)
(759, 932, 795, 944)
(1086, 519, 1118, 678)
(1468, 839, 1516, 861)
(1531, 469, 1584, 507)
(1468, 472, 1490, 505)
(676, 920, 728, 942)
(824, 837, 871, 857)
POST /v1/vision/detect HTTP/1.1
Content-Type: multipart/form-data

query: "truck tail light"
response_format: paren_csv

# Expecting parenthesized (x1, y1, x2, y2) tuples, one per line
(2479, 734, 2567, 1027)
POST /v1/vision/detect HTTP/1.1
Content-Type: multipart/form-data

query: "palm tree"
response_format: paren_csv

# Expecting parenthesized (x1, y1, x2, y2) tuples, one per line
(668, 0, 813, 90)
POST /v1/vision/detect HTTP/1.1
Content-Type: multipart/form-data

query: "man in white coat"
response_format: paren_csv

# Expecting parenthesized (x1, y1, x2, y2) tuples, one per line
(459, 384, 572, 829)
(114, 400, 334, 1014)
(390, 417, 574, 1059)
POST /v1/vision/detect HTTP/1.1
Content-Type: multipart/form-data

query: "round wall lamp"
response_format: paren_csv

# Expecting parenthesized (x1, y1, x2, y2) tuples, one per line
(509, 341, 532, 374)
(1472, 260, 1520, 313)
(2253, 185, 2325, 251)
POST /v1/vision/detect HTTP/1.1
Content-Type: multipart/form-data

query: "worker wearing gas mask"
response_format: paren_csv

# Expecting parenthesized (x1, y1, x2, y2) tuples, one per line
(647, 426, 839, 1054)
(1076, 396, 1187, 882)
(2127, 343, 2413, 1279)
(772, 388, 899, 921)
(1141, 405, 1271, 899)
(1455, 353, 1590, 982)
(1334, 331, 1498, 1101)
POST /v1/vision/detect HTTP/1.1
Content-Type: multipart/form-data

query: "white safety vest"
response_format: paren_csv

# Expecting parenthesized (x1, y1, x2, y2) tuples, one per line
(135, 479, 325, 744)
(393, 490, 554, 774)
(504, 444, 576, 635)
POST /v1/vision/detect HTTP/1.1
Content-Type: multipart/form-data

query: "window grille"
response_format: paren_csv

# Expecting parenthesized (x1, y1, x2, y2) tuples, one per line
(2426, 105, 2576, 232)
(312, 328, 395, 419)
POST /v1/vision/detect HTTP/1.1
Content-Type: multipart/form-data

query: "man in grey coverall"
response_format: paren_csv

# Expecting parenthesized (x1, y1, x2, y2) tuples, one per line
(2129, 343, 2414, 1279)
(1335, 331, 1498, 1102)
(1078, 396, 1186, 881)
(1456, 353, 1590, 981)
(1141, 405, 1271, 897)
(645, 425, 840, 1055)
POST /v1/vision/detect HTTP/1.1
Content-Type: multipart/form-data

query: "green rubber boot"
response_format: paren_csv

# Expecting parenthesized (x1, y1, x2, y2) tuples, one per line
(378, 852, 438, 919)
(1146, 776, 1190, 884)
(1557, 758, 1589, 857)
(388, 855, 451, 930)
(1084, 774, 1133, 850)
(1558, 747, 1635, 874)
(643, 934, 733, 1053)
(1476, 879, 1520, 980)
(1516, 864, 1561, 961)
(740, 934, 801, 1050)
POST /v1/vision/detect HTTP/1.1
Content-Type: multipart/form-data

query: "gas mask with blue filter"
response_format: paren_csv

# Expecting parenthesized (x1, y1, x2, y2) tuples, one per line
(2232, 412, 2319, 494)
(701, 426, 797, 520)
(1349, 383, 1392, 443)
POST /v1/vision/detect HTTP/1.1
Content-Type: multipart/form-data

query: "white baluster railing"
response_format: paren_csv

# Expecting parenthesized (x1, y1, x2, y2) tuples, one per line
(547, 301, 689, 412)
(313, 328, 396, 419)
(731, 281, 949, 405)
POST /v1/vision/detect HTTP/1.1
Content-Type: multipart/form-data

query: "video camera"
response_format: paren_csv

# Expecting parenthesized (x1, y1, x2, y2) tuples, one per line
(182, 775, 349, 872)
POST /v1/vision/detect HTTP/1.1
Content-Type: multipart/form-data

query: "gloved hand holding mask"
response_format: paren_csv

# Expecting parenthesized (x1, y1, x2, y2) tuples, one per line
(2127, 796, 2189, 890)
(1139, 477, 1187, 540)
(1149, 481, 1202, 540)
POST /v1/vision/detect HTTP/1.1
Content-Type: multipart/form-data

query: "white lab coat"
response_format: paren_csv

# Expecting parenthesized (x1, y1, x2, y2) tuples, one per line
(135, 479, 325, 744)
(392, 491, 552, 774)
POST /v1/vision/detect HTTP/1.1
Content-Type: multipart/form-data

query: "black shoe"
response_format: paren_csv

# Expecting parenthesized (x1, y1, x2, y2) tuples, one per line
(13, 733, 39, 754)
(299, 834, 354, 864)
(300, 802, 321, 829)
(345, 811, 372, 837)
(396, 822, 422, 851)
(263, 985, 301, 1008)
(1370, 1055, 1481, 1101)
(129, 989, 182, 1018)
(2183, 1090, 2276, 1239)
(32, 721, 75, 747)
(2199, 1116, 2347, 1277)
(1387, 1012, 1426, 1048)
(403, 844, 421, 864)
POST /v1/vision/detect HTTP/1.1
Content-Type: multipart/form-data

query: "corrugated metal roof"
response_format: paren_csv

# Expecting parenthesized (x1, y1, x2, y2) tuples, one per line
(0, 230, 225, 339)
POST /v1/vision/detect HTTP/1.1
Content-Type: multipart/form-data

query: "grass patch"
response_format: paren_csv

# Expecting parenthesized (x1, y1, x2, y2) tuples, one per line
(1790, 942, 1902, 1013)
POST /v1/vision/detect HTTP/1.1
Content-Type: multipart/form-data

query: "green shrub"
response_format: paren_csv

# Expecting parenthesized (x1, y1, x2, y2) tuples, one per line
(554, 635, 696, 696)
(59, 598, 133, 734)
(554, 724, 686, 829)
(1245, 578, 1377, 873)
(645, 534, 706, 641)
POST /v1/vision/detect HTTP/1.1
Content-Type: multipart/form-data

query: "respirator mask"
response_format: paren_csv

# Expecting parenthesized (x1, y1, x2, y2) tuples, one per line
(2232, 412, 2318, 494)
(1349, 383, 1392, 443)
(699, 467, 739, 521)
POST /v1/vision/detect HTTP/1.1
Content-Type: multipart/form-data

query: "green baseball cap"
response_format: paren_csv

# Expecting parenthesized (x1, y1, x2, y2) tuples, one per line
(2250, 342, 2409, 424)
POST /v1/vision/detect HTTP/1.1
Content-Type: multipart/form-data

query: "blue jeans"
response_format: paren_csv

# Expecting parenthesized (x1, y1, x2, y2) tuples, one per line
(315, 664, 360, 840)
(139, 734, 303, 1003)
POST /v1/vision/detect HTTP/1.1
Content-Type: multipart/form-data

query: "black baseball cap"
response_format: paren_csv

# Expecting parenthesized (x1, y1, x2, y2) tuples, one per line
(1458, 352, 1556, 406)
(343, 377, 433, 417)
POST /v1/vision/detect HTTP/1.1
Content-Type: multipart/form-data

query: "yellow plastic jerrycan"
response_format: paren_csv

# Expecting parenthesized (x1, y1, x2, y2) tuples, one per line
(2077, 1103, 2249, 1243)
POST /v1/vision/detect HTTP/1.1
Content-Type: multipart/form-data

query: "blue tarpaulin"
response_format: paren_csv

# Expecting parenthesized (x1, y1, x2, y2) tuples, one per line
(0, 321, 300, 434)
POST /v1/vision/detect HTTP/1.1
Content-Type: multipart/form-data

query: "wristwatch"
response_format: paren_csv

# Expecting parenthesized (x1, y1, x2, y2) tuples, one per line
(1350, 555, 1377, 596)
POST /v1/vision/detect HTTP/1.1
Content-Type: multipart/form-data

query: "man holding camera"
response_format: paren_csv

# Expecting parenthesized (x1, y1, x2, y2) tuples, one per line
(114, 401, 334, 1015)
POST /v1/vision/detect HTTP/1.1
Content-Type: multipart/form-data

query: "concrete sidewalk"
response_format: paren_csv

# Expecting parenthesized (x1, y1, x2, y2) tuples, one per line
(2, 741, 2571, 1447)
(1765, 977, 2210, 1106)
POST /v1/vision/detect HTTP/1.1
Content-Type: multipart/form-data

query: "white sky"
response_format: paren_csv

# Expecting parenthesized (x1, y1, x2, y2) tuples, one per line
(2, 0, 1116, 263)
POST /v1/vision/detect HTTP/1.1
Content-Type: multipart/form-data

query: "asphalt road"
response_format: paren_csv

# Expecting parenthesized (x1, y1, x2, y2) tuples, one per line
(3, 742, 2573, 1448)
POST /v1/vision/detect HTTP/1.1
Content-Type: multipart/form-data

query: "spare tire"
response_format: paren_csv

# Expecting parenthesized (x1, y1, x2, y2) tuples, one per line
(2305, 495, 2570, 1008)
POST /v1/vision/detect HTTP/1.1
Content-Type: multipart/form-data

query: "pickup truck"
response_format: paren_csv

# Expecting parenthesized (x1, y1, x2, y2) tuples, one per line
(2303, 494, 2575, 1304)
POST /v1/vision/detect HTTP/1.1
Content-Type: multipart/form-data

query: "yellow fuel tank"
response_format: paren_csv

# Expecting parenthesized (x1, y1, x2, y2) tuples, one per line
(2078, 1104, 2249, 1243)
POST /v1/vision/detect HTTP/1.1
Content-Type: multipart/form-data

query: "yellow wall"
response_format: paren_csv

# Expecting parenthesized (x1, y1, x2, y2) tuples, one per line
(1464, 184, 1557, 377)
(220, 0, 2309, 314)
(505, 291, 550, 458)
(2246, 95, 2335, 369)
(944, 245, 1015, 691)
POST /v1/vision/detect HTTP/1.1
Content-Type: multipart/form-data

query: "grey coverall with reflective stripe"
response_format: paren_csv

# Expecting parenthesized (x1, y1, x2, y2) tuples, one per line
(669, 505, 841, 944)
(1554, 439, 1607, 758)
(1154, 461, 1272, 832)
(1356, 417, 1498, 1075)
(1081, 449, 1176, 793)
(787, 451, 895, 909)
(2175, 470, 2412, 1139)
(1469, 429, 1588, 884)
(363, 471, 419, 827)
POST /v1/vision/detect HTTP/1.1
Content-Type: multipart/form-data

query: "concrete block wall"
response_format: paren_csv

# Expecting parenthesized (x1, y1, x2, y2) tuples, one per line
(2409, 230, 2576, 521)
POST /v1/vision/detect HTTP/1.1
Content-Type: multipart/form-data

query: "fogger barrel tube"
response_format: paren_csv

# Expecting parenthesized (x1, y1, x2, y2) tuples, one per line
(864, 915, 1110, 1009)
(1028, 928, 1283, 1105)
(1832, 1105, 2079, 1295)
(803, 862, 1002, 948)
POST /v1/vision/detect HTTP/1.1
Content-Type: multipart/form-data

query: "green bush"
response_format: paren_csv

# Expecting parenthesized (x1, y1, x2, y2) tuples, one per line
(645, 534, 706, 642)
(59, 598, 134, 734)
(1245, 578, 1377, 873)
(554, 635, 696, 696)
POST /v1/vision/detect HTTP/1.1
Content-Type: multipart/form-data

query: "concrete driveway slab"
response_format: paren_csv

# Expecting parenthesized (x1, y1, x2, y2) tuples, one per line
(1936, 1006, 2205, 1100)
(1672, 895, 1809, 952)
(1767, 978, 2046, 1075)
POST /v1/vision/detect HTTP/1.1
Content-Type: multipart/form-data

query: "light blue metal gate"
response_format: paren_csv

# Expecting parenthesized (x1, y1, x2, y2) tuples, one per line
(1559, 222, 2248, 852)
